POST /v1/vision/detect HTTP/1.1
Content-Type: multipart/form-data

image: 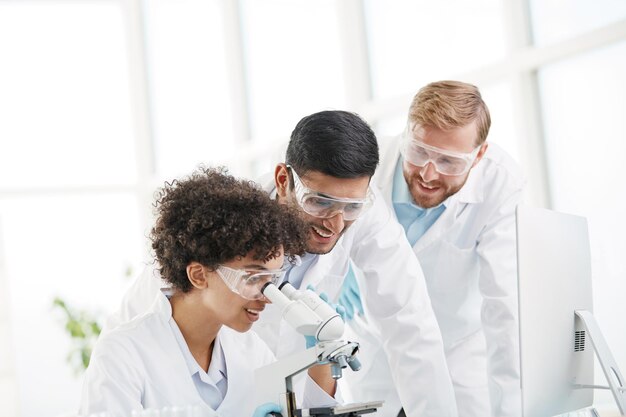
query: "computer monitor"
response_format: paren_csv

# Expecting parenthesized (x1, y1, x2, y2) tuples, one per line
(517, 206, 626, 417)
(516, 205, 595, 416)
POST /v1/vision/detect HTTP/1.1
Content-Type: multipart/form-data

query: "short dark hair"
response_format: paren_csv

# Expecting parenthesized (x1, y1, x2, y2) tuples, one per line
(150, 167, 308, 293)
(285, 110, 379, 178)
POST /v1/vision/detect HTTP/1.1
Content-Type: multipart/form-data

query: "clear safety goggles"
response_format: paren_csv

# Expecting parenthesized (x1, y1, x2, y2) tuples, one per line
(216, 265, 288, 300)
(401, 127, 481, 176)
(287, 165, 374, 221)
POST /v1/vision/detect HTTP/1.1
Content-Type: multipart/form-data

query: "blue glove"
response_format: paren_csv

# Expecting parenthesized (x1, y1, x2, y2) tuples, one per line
(252, 402, 282, 417)
(304, 334, 317, 349)
(304, 285, 347, 349)
(338, 266, 364, 320)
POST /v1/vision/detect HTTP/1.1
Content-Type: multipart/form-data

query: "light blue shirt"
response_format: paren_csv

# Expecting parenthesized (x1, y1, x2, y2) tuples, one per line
(392, 157, 446, 246)
(284, 252, 319, 289)
(169, 317, 228, 409)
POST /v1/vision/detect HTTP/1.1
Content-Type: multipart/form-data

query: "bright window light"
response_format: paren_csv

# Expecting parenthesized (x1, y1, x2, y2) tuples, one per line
(143, 0, 236, 181)
(538, 41, 626, 406)
(529, 0, 626, 46)
(364, 0, 507, 100)
(241, 0, 347, 144)
(0, 2, 136, 188)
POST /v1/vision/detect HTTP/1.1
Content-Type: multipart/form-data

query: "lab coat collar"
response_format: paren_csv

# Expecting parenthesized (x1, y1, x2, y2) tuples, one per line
(169, 317, 227, 384)
(214, 328, 261, 414)
(301, 233, 349, 293)
(450, 154, 485, 205)
(375, 135, 487, 252)
(375, 134, 403, 202)
(149, 290, 251, 414)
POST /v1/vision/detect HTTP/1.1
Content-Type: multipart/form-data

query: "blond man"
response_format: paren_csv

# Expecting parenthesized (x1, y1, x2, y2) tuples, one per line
(341, 81, 524, 417)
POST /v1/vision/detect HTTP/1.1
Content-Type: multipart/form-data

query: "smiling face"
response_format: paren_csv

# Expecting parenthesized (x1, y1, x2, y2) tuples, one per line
(193, 249, 285, 333)
(402, 122, 487, 209)
(274, 164, 371, 254)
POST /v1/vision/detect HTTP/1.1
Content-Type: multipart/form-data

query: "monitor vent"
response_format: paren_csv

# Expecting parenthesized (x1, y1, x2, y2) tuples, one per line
(575, 330, 586, 352)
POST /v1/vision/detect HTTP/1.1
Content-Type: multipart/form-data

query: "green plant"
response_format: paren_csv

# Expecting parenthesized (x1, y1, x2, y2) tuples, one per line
(52, 297, 102, 374)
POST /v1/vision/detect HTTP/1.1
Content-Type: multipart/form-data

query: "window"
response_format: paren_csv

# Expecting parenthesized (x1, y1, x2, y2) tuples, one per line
(0, 3, 143, 416)
(0, 2, 135, 188)
(538, 40, 626, 403)
(241, 0, 347, 144)
(143, 0, 236, 181)
(365, 0, 507, 100)
(530, 0, 626, 46)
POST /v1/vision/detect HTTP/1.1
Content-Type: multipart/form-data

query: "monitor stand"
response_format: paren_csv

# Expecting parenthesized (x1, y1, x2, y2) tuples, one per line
(556, 408, 600, 417)
(572, 310, 626, 416)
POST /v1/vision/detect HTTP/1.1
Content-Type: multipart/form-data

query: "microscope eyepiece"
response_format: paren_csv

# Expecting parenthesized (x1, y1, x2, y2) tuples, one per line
(261, 281, 274, 294)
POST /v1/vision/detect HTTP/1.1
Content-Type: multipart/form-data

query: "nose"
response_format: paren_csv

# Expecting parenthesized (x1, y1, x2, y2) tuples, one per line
(258, 291, 271, 303)
(420, 161, 439, 182)
(323, 212, 345, 233)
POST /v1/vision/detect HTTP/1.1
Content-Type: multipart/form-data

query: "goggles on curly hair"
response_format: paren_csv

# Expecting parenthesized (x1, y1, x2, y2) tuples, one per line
(216, 265, 288, 300)
(287, 165, 374, 221)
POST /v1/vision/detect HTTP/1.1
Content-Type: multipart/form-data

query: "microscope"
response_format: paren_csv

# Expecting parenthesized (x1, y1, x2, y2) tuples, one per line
(254, 282, 382, 417)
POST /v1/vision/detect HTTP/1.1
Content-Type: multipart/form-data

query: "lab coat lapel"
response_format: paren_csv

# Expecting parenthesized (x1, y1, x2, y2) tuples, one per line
(412, 201, 461, 252)
(151, 293, 216, 411)
(216, 328, 255, 417)
(374, 135, 403, 203)
(301, 235, 350, 301)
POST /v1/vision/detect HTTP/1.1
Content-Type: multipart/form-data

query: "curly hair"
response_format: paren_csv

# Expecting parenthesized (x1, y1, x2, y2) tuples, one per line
(150, 167, 308, 293)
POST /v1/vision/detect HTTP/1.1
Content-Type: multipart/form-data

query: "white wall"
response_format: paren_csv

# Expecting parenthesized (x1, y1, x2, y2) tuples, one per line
(0, 217, 19, 417)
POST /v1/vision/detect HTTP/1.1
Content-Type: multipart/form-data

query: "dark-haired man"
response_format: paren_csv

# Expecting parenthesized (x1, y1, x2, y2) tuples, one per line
(253, 110, 457, 417)
(106, 111, 458, 417)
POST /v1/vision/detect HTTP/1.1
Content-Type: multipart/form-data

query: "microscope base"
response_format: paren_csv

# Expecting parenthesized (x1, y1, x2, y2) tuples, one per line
(299, 401, 384, 417)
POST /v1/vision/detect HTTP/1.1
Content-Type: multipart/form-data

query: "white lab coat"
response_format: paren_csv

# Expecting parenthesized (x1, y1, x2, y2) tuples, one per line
(83, 291, 334, 417)
(251, 178, 458, 417)
(344, 138, 524, 417)
(105, 179, 457, 417)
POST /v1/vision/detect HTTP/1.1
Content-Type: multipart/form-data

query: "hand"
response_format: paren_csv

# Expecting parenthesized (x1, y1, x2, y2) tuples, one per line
(338, 266, 364, 320)
(252, 402, 282, 417)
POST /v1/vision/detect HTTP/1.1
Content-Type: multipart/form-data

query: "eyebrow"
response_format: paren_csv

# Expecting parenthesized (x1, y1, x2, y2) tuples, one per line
(243, 264, 268, 270)
(298, 172, 369, 201)
(294, 170, 334, 199)
(312, 190, 335, 199)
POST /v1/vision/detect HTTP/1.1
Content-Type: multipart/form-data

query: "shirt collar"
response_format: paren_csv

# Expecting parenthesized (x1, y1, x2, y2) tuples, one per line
(207, 334, 227, 382)
(168, 311, 227, 384)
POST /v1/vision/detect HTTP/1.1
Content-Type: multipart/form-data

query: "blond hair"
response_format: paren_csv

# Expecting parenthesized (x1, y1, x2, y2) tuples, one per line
(408, 80, 491, 145)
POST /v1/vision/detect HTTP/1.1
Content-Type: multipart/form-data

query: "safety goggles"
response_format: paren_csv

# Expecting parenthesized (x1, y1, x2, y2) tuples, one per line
(216, 265, 288, 300)
(287, 165, 374, 221)
(401, 127, 481, 176)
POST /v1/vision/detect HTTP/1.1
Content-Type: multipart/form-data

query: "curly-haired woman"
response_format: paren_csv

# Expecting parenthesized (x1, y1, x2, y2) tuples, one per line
(79, 168, 339, 417)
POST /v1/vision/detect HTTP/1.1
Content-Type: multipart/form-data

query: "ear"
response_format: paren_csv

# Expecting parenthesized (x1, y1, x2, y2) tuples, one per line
(275, 163, 290, 199)
(186, 262, 208, 290)
(472, 142, 489, 168)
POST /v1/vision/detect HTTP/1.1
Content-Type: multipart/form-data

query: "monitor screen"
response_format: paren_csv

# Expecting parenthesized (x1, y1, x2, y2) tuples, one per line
(516, 205, 594, 417)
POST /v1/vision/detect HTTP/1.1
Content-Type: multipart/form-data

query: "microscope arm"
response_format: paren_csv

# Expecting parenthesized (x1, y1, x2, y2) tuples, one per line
(254, 341, 359, 417)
